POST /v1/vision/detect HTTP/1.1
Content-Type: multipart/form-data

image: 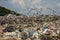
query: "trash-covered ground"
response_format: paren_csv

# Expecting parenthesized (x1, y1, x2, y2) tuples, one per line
(0, 14, 60, 40)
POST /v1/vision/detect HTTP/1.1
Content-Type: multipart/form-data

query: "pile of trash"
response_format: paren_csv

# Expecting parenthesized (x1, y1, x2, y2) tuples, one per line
(0, 14, 60, 40)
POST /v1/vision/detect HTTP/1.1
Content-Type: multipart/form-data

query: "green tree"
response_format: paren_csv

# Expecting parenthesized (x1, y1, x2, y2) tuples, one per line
(0, 6, 21, 16)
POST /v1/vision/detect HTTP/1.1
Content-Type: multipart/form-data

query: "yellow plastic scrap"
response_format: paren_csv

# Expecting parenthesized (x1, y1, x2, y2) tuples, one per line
(49, 33, 55, 37)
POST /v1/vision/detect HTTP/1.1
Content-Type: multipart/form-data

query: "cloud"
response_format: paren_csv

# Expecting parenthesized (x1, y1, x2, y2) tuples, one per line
(31, 0, 42, 8)
(19, 0, 25, 8)
(11, 0, 18, 4)
(57, 3, 60, 8)
(10, 0, 25, 9)
(32, 0, 42, 4)
(10, 0, 43, 9)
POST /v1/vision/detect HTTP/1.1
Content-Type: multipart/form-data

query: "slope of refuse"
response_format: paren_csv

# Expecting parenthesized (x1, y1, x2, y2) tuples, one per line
(0, 14, 60, 40)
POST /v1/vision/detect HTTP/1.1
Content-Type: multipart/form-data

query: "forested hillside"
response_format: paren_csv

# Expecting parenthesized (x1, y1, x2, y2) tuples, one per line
(0, 6, 20, 16)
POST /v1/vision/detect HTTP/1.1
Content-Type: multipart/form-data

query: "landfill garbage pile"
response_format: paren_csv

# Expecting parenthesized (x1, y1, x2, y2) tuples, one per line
(0, 14, 60, 40)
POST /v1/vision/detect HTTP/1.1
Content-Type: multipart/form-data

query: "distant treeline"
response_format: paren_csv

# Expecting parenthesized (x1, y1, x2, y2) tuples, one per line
(0, 6, 21, 16)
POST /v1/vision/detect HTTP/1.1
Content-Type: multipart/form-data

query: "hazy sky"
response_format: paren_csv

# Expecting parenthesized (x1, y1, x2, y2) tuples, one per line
(0, 0, 60, 15)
